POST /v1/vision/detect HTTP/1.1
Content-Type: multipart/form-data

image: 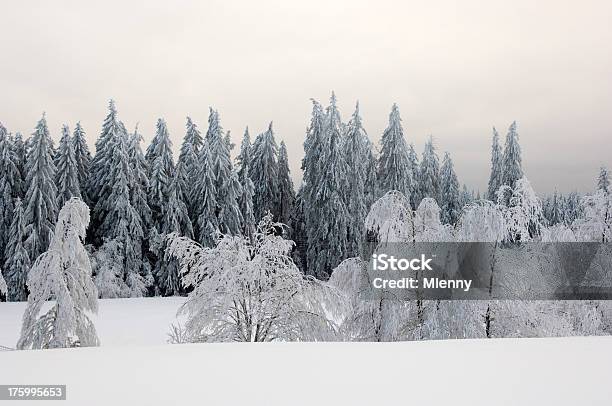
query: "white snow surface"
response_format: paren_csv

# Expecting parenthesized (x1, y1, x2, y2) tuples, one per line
(1, 297, 611, 405)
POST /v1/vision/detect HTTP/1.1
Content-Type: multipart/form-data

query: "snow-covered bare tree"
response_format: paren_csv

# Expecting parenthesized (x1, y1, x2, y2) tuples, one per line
(277, 140, 295, 226)
(23, 114, 58, 261)
(499, 177, 544, 242)
(487, 127, 504, 200)
(502, 121, 523, 189)
(167, 213, 342, 342)
(439, 152, 461, 225)
(377, 103, 412, 198)
(147, 118, 175, 229)
(419, 136, 440, 204)
(573, 189, 611, 242)
(17, 198, 99, 350)
(3, 198, 30, 301)
(55, 124, 82, 208)
(71, 122, 91, 202)
(365, 190, 414, 244)
(251, 122, 280, 221)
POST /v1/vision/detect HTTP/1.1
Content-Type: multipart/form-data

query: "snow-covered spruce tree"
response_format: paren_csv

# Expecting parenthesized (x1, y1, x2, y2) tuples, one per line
(305, 94, 350, 279)
(178, 117, 202, 220)
(88, 100, 122, 217)
(501, 121, 523, 189)
(598, 166, 610, 193)
(17, 198, 99, 349)
(3, 198, 30, 301)
(127, 126, 153, 231)
(0, 123, 21, 262)
(288, 185, 308, 272)
(23, 114, 58, 262)
(205, 109, 243, 235)
(250, 122, 280, 221)
(156, 162, 194, 296)
(277, 140, 295, 226)
(236, 127, 256, 241)
(419, 136, 440, 204)
(192, 139, 219, 247)
(10, 132, 26, 199)
(55, 124, 81, 208)
(408, 143, 420, 209)
(546, 191, 563, 225)
(376, 103, 413, 198)
(71, 122, 91, 202)
(147, 118, 175, 229)
(487, 127, 504, 200)
(167, 213, 342, 342)
(439, 152, 461, 225)
(96, 128, 148, 297)
(343, 102, 371, 257)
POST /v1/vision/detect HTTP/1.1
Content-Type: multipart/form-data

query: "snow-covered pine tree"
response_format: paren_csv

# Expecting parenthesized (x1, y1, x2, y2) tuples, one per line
(547, 191, 563, 225)
(11, 132, 26, 199)
(487, 127, 504, 200)
(147, 118, 175, 230)
(205, 109, 242, 234)
(377, 103, 413, 198)
(127, 126, 153, 231)
(156, 162, 194, 296)
(277, 140, 295, 226)
(439, 152, 461, 225)
(0, 123, 21, 262)
(236, 127, 256, 241)
(305, 93, 350, 279)
(178, 117, 201, 220)
(598, 166, 610, 193)
(419, 136, 440, 204)
(55, 124, 82, 209)
(96, 127, 148, 297)
(288, 185, 308, 272)
(408, 143, 420, 209)
(71, 122, 91, 202)
(501, 121, 523, 189)
(343, 102, 370, 257)
(17, 198, 99, 349)
(192, 139, 219, 246)
(88, 101, 122, 214)
(250, 122, 280, 221)
(3, 198, 30, 302)
(23, 114, 58, 262)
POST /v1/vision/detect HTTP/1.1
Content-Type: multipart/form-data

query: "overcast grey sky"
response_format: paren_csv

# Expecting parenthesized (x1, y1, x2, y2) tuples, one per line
(1, 0, 611, 194)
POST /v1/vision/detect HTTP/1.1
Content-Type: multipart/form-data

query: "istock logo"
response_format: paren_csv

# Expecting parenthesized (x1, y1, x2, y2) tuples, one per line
(371, 254, 433, 271)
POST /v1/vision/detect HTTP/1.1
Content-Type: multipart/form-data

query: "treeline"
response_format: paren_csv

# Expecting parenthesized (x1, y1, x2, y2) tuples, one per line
(0, 93, 604, 301)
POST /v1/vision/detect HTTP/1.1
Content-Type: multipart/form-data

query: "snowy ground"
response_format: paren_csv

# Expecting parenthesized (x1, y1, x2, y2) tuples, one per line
(1, 298, 612, 405)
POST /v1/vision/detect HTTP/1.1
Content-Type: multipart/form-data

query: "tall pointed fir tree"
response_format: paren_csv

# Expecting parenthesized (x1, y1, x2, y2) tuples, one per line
(156, 161, 194, 296)
(419, 136, 440, 204)
(178, 117, 201, 220)
(250, 122, 280, 221)
(343, 102, 370, 257)
(439, 152, 461, 225)
(487, 127, 503, 200)
(192, 139, 218, 246)
(377, 103, 413, 199)
(55, 124, 81, 209)
(304, 93, 350, 279)
(146, 118, 175, 230)
(89, 100, 124, 235)
(205, 109, 243, 234)
(598, 166, 610, 193)
(3, 198, 30, 301)
(501, 121, 523, 189)
(23, 114, 58, 261)
(408, 143, 420, 209)
(98, 127, 148, 296)
(288, 185, 308, 272)
(11, 132, 26, 199)
(72, 122, 91, 202)
(0, 123, 21, 262)
(277, 140, 295, 226)
(128, 126, 153, 231)
(236, 127, 256, 241)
